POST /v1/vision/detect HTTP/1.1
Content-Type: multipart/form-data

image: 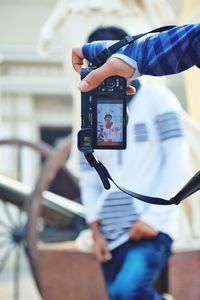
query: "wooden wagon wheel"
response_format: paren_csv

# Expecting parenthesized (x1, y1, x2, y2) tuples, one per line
(0, 138, 54, 300)
(27, 138, 109, 300)
(0, 138, 80, 300)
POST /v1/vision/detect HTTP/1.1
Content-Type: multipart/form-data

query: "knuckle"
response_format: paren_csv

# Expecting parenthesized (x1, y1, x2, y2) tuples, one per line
(89, 71, 99, 82)
(107, 59, 117, 71)
(72, 47, 77, 55)
(85, 71, 101, 87)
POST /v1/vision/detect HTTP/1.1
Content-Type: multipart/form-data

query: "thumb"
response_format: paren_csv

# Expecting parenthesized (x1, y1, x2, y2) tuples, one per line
(79, 62, 112, 92)
(102, 245, 112, 261)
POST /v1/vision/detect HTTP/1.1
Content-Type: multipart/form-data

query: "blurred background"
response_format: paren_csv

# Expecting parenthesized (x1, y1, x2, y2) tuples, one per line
(0, 0, 199, 299)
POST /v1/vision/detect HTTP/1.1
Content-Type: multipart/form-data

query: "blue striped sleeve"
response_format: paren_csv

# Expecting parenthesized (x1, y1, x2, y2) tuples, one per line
(139, 23, 200, 76)
(82, 40, 116, 61)
(82, 23, 200, 77)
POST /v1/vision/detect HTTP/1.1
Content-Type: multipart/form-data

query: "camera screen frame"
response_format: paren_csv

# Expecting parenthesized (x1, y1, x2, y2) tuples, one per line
(93, 95, 127, 149)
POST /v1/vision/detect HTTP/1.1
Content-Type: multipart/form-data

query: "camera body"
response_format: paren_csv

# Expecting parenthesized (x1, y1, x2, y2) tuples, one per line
(78, 67, 127, 152)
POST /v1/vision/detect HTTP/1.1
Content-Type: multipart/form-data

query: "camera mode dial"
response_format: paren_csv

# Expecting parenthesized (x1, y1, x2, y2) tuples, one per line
(106, 78, 116, 89)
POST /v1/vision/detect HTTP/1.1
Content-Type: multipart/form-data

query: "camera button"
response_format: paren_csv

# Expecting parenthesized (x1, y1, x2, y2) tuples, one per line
(106, 78, 116, 88)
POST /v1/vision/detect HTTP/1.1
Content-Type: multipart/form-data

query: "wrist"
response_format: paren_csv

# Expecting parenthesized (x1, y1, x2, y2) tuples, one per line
(90, 221, 101, 240)
(111, 53, 139, 79)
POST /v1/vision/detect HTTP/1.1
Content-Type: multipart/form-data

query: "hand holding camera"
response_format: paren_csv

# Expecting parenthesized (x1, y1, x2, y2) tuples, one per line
(72, 47, 136, 93)
(78, 67, 128, 152)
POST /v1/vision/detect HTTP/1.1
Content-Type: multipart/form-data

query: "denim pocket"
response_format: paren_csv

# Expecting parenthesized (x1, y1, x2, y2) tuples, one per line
(148, 233, 172, 269)
(155, 232, 172, 252)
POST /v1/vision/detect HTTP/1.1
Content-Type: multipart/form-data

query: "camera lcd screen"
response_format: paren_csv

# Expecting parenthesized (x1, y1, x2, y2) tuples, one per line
(96, 99, 124, 148)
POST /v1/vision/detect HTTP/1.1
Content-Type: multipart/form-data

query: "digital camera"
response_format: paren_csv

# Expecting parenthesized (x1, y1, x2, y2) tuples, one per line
(78, 67, 127, 152)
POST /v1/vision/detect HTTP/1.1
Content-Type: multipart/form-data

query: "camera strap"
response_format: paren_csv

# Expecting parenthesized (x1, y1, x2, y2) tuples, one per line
(91, 25, 176, 67)
(84, 151, 200, 206)
(83, 24, 200, 205)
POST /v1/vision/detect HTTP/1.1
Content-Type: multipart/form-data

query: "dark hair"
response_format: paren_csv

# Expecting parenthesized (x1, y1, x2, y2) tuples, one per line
(87, 26, 128, 43)
(104, 114, 112, 120)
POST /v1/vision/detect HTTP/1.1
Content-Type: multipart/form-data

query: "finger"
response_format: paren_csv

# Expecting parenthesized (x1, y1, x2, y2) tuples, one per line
(101, 243, 112, 261)
(104, 251, 112, 261)
(94, 245, 110, 262)
(126, 85, 136, 95)
(72, 47, 84, 73)
(79, 62, 113, 92)
(79, 58, 136, 92)
(93, 248, 104, 262)
(144, 228, 158, 238)
(128, 228, 140, 240)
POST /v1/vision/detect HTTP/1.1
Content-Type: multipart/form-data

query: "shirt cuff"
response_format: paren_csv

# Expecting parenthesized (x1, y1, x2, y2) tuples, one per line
(86, 214, 99, 224)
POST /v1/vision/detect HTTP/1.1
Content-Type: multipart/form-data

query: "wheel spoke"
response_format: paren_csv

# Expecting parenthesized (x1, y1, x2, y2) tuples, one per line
(14, 245, 21, 300)
(0, 219, 11, 230)
(2, 201, 15, 226)
(18, 208, 27, 230)
(0, 239, 11, 248)
(0, 230, 10, 238)
(0, 244, 15, 276)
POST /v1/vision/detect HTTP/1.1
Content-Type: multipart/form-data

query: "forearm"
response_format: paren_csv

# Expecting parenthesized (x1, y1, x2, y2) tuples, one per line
(90, 221, 111, 262)
(79, 153, 103, 223)
(90, 221, 101, 239)
(80, 182, 102, 223)
(82, 23, 200, 78)
(155, 139, 190, 197)
(141, 138, 190, 230)
(138, 23, 200, 76)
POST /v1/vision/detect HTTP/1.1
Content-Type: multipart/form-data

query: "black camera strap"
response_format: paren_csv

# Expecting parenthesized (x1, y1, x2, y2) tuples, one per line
(83, 24, 200, 205)
(91, 25, 176, 67)
(84, 152, 200, 206)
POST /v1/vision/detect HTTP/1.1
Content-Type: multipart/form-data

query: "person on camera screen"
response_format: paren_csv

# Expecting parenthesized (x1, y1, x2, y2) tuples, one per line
(103, 114, 119, 141)
(97, 113, 120, 143)
(79, 26, 190, 300)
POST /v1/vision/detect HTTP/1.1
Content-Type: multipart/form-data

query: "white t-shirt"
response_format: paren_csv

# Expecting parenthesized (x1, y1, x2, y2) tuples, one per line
(102, 123, 119, 142)
(79, 85, 190, 249)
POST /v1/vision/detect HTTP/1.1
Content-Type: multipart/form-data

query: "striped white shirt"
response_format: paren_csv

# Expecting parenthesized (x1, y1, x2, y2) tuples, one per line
(79, 84, 190, 249)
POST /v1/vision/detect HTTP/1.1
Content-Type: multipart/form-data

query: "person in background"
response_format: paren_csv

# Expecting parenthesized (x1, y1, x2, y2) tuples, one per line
(79, 26, 190, 300)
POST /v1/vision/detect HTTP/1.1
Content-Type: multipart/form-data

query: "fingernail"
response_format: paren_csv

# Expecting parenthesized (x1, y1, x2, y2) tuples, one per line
(79, 81, 89, 91)
(106, 253, 112, 260)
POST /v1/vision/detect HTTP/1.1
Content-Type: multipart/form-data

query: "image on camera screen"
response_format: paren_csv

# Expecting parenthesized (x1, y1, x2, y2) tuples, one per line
(96, 99, 123, 146)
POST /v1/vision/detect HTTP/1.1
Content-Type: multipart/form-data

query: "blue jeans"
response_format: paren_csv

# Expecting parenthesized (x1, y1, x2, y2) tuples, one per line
(102, 232, 172, 300)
